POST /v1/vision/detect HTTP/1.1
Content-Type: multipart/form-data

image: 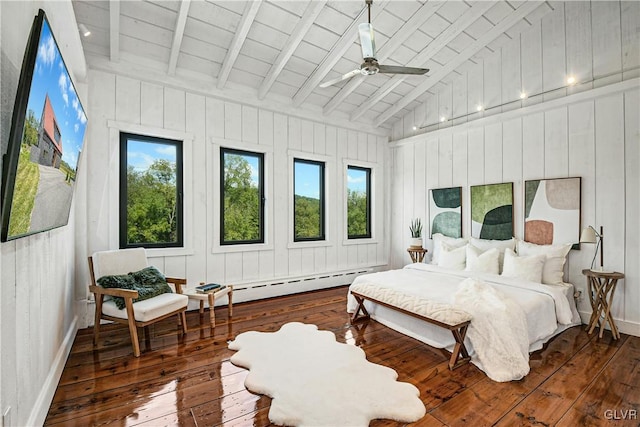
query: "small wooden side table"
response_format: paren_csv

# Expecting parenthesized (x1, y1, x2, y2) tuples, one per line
(184, 284, 233, 329)
(407, 247, 428, 263)
(582, 269, 624, 340)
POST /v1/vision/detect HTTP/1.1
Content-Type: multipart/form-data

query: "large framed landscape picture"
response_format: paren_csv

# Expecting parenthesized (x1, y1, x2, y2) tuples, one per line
(524, 177, 581, 246)
(429, 186, 462, 238)
(470, 182, 513, 240)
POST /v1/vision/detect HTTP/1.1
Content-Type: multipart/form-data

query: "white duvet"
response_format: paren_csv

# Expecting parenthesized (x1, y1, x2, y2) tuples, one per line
(347, 263, 581, 381)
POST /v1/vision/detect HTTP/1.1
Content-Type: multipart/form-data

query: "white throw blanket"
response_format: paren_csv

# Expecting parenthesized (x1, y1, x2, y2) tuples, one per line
(453, 278, 530, 382)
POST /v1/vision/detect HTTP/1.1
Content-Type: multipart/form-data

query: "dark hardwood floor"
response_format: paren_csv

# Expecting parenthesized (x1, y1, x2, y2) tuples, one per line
(46, 286, 639, 426)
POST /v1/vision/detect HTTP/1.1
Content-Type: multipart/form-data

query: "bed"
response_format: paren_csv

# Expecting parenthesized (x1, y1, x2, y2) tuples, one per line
(346, 261, 581, 382)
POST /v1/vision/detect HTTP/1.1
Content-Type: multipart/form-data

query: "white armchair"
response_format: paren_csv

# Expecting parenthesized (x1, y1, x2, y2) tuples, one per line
(88, 248, 189, 357)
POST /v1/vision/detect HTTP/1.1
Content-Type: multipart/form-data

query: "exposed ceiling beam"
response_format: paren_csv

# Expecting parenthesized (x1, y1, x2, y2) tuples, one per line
(217, 0, 262, 89)
(322, 0, 445, 115)
(167, 0, 191, 75)
(109, 0, 120, 62)
(258, 0, 326, 100)
(350, 1, 495, 123)
(292, 0, 389, 108)
(373, 1, 545, 127)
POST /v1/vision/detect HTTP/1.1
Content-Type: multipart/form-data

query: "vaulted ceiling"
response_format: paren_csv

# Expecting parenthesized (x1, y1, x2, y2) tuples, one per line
(72, 0, 554, 131)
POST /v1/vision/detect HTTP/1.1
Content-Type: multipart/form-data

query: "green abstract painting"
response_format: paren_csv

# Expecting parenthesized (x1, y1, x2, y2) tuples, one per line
(429, 187, 462, 238)
(470, 182, 513, 240)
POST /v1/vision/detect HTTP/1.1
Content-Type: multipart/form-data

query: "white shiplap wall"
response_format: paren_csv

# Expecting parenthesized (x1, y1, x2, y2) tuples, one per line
(79, 69, 389, 323)
(388, 1, 640, 336)
(0, 2, 86, 425)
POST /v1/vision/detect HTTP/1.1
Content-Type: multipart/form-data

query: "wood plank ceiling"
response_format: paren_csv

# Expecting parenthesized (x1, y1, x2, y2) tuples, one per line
(72, 0, 555, 131)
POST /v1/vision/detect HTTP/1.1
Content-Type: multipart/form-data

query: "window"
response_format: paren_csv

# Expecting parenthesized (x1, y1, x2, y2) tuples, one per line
(347, 166, 371, 239)
(221, 148, 264, 245)
(119, 133, 183, 248)
(294, 158, 325, 241)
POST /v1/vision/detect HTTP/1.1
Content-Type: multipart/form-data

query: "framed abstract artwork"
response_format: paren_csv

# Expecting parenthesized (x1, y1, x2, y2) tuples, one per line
(470, 182, 513, 240)
(524, 177, 581, 246)
(429, 186, 462, 238)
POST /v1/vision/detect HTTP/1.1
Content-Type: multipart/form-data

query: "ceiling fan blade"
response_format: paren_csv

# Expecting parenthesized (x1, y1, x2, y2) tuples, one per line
(377, 64, 429, 75)
(319, 69, 361, 88)
(358, 22, 376, 60)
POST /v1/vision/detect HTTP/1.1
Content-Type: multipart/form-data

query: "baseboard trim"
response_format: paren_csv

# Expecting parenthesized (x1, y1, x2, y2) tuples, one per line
(578, 310, 640, 337)
(27, 315, 78, 426)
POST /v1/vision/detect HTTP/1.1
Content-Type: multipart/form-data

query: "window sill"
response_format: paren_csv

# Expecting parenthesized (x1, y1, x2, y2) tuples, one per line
(211, 243, 275, 254)
(287, 240, 333, 250)
(342, 238, 379, 246)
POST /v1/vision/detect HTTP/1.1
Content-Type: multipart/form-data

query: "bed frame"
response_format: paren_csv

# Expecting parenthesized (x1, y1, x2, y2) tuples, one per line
(350, 290, 471, 370)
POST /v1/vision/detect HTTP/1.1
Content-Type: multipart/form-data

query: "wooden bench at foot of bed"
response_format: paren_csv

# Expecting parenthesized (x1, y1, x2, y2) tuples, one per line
(350, 290, 471, 370)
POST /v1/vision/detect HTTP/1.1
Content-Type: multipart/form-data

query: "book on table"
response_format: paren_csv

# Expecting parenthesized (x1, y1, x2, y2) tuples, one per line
(195, 283, 225, 293)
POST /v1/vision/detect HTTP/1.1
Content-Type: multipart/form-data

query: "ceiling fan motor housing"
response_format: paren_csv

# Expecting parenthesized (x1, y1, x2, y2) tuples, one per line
(361, 59, 379, 75)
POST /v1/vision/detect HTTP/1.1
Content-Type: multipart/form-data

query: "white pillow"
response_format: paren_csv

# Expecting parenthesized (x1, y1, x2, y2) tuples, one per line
(438, 242, 467, 270)
(432, 233, 468, 265)
(465, 245, 499, 274)
(501, 248, 545, 283)
(516, 240, 572, 285)
(470, 237, 516, 272)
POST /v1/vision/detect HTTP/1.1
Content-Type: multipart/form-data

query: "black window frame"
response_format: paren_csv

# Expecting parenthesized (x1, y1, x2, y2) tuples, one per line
(220, 147, 265, 245)
(347, 165, 372, 239)
(119, 132, 184, 249)
(293, 158, 325, 242)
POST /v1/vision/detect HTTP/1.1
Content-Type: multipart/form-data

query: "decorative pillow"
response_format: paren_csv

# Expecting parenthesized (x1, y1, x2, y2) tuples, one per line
(516, 240, 572, 285)
(438, 242, 467, 270)
(432, 233, 468, 265)
(97, 266, 173, 310)
(465, 245, 499, 274)
(501, 248, 545, 283)
(470, 237, 516, 273)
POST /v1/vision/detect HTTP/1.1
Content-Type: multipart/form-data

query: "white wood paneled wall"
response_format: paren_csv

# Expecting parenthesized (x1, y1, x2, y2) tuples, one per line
(388, 1, 639, 336)
(389, 83, 639, 336)
(82, 69, 389, 311)
(393, 1, 639, 140)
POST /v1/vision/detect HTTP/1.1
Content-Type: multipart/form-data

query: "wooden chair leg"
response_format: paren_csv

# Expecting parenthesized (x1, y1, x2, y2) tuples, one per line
(228, 287, 233, 317)
(125, 299, 141, 357)
(180, 311, 188, 334)
(93, 295, 104, 347)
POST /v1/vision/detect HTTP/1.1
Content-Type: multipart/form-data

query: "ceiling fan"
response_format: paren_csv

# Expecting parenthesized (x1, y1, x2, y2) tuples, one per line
(319, 0, 429, 88)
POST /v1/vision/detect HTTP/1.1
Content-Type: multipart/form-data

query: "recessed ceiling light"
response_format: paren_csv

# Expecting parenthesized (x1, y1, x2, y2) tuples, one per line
(520, 92, 527, 99)
(79, 24, 91, 37)
(412, 126, 417, 131)
(476, 105, 483, 112)
(440, 116, 446, 122)
(567, 76, 576, 85)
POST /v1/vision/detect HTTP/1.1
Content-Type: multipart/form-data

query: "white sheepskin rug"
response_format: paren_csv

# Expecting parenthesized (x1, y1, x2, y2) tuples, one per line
(228, 322, 426, 426)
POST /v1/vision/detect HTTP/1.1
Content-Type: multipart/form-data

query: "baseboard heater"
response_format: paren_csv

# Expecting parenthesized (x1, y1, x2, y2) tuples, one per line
(229, 268, 375, 304)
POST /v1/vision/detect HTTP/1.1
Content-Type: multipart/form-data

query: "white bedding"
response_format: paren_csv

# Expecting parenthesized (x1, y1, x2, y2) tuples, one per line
(347, 263, 581, 380)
